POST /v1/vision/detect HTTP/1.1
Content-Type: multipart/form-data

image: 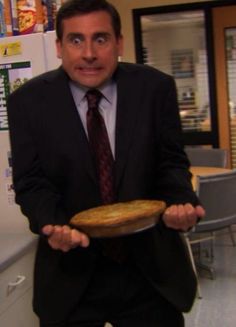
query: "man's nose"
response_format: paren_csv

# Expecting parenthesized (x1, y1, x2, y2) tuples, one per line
(82, 40, 97, 61)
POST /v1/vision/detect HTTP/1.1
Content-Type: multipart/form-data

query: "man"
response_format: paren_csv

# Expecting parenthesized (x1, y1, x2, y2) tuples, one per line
(7, 0, 205, 326)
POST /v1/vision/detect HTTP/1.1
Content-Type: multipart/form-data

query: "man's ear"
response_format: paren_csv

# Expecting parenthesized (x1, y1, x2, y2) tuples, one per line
(118, 34, 124, 58)
(56, 39, 62, 59)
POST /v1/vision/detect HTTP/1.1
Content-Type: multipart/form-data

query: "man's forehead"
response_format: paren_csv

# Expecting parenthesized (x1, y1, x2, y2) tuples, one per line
(61, 12, 114, 33)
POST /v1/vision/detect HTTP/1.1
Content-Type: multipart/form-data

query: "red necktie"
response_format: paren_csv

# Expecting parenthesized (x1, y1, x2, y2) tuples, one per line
(86, 89, 126, 263)
(86, 89, 115, 204)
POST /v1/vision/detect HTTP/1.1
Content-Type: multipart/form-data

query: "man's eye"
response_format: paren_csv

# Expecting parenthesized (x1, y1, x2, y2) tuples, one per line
(70, 37, 83, 46)
(96, 36, 107, 45)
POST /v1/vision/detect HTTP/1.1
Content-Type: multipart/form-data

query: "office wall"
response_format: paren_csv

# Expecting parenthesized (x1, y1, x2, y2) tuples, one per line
(109, 0, 216, 62)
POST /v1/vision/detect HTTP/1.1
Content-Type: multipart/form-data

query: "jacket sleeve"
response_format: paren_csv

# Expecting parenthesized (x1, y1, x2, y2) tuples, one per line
(153, 76, 200, 207)
(7, 86, 68, 234)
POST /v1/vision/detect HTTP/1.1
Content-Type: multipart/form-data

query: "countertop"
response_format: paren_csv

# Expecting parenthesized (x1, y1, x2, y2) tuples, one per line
(0, 233, 38, 273)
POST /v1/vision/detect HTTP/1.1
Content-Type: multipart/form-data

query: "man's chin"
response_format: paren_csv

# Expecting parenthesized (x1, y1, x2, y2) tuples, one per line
(74, 77, 107, 89)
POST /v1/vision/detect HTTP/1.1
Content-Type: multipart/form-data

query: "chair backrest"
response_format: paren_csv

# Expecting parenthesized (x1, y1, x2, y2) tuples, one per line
(185, 147, 227, 168)
(195, 170, 236, 233)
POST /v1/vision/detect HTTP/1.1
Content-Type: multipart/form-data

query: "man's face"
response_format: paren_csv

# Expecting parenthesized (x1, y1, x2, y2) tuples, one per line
(56, 11, 123, 88)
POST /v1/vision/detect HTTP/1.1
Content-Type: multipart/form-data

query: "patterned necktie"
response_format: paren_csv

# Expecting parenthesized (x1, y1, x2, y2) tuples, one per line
(86, 89, 126, 263)
(86, 89, 115, 204)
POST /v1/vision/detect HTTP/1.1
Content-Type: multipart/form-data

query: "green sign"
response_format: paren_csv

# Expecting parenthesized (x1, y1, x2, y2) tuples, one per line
(0, 61, 32, 131)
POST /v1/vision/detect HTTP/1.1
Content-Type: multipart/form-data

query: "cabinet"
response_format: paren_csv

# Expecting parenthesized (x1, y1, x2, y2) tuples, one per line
(0, 244, 39, 326)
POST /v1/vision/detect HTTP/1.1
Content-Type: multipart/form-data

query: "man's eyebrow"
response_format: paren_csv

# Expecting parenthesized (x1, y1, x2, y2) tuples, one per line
(66, 32, 111, 38)
(66, 32, 84, 39)
(93, 32, 111, 37)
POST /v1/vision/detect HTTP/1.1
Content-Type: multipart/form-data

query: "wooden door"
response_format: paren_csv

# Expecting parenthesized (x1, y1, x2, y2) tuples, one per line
(213, 5, 236, 168)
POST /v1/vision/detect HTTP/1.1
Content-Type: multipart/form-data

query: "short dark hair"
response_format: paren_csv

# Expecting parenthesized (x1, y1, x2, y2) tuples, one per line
(56, 0, 121, 40)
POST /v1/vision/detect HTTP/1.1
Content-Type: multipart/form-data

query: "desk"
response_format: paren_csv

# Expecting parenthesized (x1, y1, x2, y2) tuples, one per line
(190, 166, 231, 190)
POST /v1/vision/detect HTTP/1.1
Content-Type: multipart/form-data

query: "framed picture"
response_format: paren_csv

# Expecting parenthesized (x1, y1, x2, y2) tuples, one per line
(171, 49, 194, 78)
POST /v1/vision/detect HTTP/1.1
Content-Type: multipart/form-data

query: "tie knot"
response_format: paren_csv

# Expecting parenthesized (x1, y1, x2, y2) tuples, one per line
(86, 89, 102, 110)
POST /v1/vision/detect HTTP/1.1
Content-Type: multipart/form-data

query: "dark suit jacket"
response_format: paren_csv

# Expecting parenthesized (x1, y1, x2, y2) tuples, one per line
(7, 63, 199, 322)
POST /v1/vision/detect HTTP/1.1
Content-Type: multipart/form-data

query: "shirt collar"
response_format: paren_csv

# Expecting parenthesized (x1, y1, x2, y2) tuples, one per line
(69, 80, 116, 106)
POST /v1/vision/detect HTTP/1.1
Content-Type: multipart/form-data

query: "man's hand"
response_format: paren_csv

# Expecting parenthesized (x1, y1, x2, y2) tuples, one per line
(42, 225, 90, 252)
(162, 203, 205, 232)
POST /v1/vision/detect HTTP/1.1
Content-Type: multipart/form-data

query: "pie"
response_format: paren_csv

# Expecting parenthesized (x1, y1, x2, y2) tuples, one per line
(70, 199, 166, 237)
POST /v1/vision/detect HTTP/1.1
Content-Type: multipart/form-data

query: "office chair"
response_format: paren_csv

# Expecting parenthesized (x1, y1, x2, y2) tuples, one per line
(185, 170, 236, 298)
(185, 147, 228, 168)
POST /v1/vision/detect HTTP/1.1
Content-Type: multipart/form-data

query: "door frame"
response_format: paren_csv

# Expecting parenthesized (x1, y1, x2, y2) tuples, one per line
(213, 5, 236, 167)
(133, 0, 236, 151)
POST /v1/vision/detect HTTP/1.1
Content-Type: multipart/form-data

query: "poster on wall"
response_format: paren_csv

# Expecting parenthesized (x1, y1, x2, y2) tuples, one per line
(171, 49, 194, 78)
(0, 61, 32, 131)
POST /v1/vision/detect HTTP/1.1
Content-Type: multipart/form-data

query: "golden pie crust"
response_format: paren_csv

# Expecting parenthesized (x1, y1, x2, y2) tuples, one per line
(70, 200, 166, 237)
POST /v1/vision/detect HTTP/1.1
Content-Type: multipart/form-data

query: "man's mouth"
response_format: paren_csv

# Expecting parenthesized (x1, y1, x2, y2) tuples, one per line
(78, 66, 102, 74)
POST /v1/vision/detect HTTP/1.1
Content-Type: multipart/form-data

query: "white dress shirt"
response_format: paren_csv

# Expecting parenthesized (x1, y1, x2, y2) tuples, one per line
(69, 80, 117, 157)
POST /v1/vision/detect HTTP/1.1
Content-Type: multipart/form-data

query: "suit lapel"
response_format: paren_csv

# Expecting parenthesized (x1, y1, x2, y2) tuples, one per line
(44, 66, 142, 193)
(114, 65, 142, 190)
(44, 68, 97, 184)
